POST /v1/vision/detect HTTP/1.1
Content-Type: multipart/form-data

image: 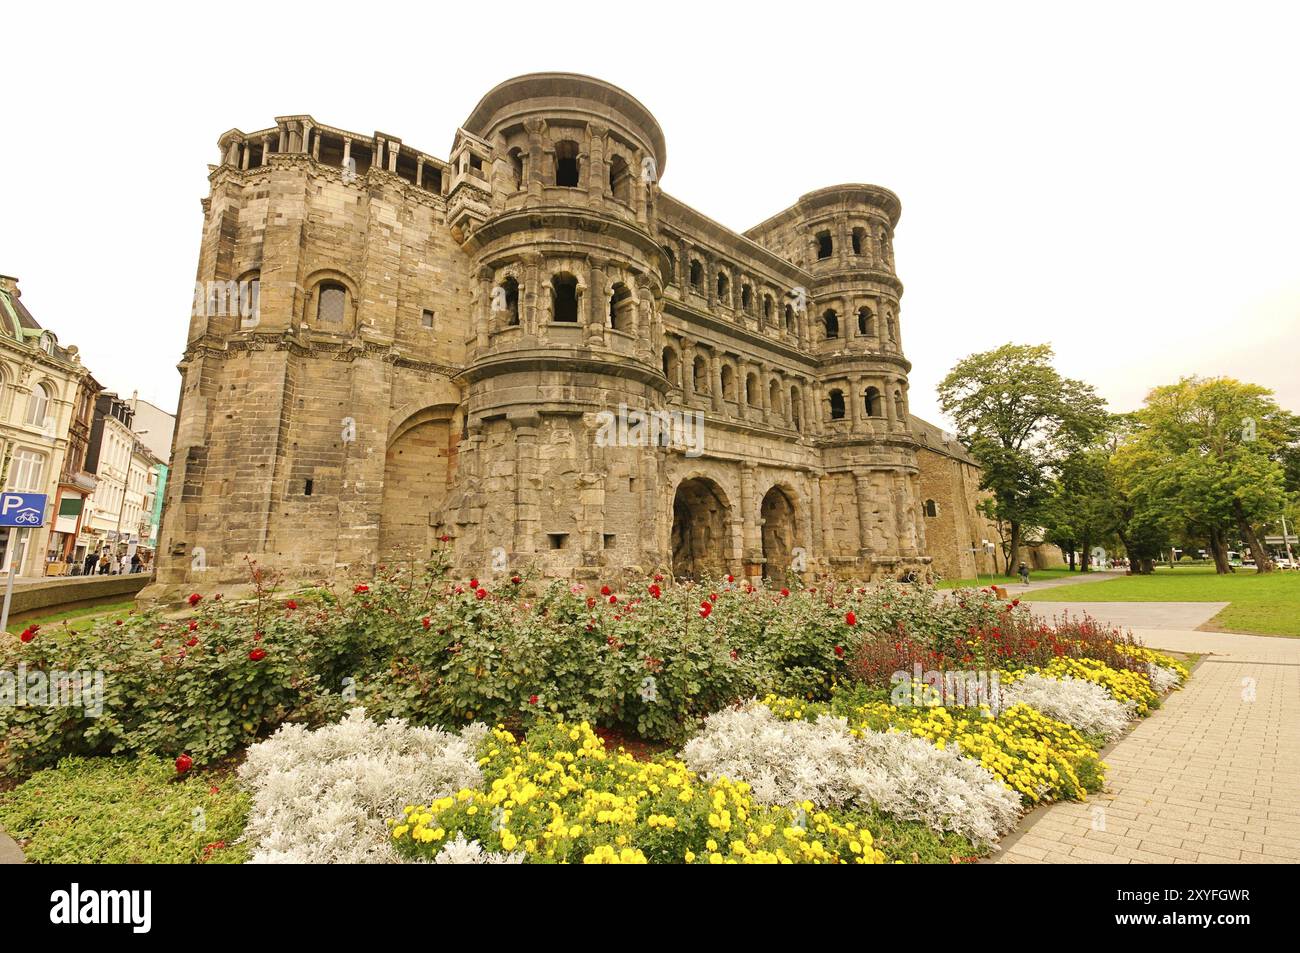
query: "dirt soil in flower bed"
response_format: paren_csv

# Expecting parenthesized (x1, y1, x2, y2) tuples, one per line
(591, 726, 672, 761)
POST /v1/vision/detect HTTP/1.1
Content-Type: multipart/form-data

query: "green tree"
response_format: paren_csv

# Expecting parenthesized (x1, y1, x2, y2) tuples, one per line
(938, 343, 1109, 573)
(1117, 377, 1291, 573)
(1043, 442, 1119, 572)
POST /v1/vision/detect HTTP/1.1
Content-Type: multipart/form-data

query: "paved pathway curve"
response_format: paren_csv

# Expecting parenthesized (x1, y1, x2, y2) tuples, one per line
(994, 628, 1300, 864)
(1021, 599, 1230, 631)
(0, 827, 23, 864)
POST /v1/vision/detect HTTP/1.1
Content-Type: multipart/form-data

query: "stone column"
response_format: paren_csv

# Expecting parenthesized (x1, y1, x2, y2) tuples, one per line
(710, 352, 724, 413)
(741, 462, 760, 578)
(758, 363, 771, 422)
(587, 258, 606, 346)
(849, 375, 863, 429)
(819, 474, 836, 559)
(681, 339, 696, 403)
(854, 474, 874, 556)
(525, 118, 546, 204)
(513, 420, 540, 557)
(586, 123, 607, 202)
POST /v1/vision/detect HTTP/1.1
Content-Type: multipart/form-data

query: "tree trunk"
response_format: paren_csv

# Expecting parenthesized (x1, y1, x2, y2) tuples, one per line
(1232, 500, 1274, 573)
(1209, 528, 1234, 574)
(1080, 535, 1092, 573)
(1066, 548, 1077, 571)
(1139, 558, 1155, 574)
(1008, 521, 1022, 577)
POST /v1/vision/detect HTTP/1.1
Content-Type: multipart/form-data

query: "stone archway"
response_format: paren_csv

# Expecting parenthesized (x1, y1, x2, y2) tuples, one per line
(671, 477, 731, 580)
(379, 407, 455, 562)
(761, 485, 798, 581)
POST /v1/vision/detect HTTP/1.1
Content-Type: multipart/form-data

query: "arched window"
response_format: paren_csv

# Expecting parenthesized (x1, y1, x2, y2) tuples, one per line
(317, 282, 347, 324)
(720, 364, 736, 400)
(689, 259, 704, 292)
(552, 274, 579, 322)
(857, 307, 873, 336)
(784, 304, 796, 335)
(693, 355, 710, 394)
(822, 309, 839, 339)
(762, 294, 774, 323)
(768, 379, 783, 418)
(555, 140, 580, 187)
(608, 282, 633, 331)
(924, 499, 938, 518)
(25, 382, 50, 428)
(662, 346, 680, 384)
(498, 276, 520, 326)
(816, 231, 833, 260)
(716, 271, 730, 306)
(508, 148, 525, 190)
(608, 154, 632, 203)
(828, 389, 845, 420)
(851, 227, 865, 255)
(790, 386, 802, 431)
(661, 245, 677, 285)
(864, 387, 882, 417)
(740, 284, 753, 313)
(745, 372, 760, 407)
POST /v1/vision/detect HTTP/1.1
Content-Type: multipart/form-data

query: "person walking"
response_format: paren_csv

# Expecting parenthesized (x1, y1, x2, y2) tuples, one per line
(1017, 562, 1030, 585)
(83, 550, 98, 577)
(131, 552, 142, 574)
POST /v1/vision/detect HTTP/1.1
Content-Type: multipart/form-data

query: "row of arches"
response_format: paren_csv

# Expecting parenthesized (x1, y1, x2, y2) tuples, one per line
(821, 306, 896, 343)
(813, 224, 893, 265)
(671, 477, 799, 581)
(491, 273, 638, 331)
(660, 345, 806, 431)
(826, 386, 905, 421)
(661, 245, 802, 337)
(502, 135, 642, 206)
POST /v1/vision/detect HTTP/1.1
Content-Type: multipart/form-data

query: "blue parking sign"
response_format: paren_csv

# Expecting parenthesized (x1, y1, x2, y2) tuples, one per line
(0, 493, 47, 528)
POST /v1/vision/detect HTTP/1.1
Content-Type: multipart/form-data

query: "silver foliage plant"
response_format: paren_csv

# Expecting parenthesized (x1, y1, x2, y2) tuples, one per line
(237, 708, 487, 864)
(432, 832, 525, 864)
(679, 702, 1022, 845)
(1147, 663, 1182, 695)
(998, 673, 1134, 741)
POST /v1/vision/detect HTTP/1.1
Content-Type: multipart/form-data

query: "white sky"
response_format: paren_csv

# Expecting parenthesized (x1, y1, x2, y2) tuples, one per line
(3, 1, 1297, 426)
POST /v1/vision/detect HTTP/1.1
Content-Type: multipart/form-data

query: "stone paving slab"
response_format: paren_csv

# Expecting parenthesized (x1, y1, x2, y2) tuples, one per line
(994, 628, 1300, 864)
(1020, 600, 1230, 631)
(0, 828, 23, 864)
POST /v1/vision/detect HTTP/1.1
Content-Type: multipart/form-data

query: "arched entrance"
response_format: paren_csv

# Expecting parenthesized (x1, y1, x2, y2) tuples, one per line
(379, 408, 455, 562)
(671, 477, 731, 580)
(761, 486, 798, 581)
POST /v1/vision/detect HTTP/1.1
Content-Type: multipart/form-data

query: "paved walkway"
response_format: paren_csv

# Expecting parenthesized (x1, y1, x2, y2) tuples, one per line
(994, 628, 1300, 864)
(1021, 599, 1230, 630)
(0, 828, 22, 864)
(1002, 571, 1124, 596)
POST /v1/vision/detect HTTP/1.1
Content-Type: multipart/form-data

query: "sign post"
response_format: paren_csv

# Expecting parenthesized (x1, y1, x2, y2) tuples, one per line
(0, 492, 47, 633)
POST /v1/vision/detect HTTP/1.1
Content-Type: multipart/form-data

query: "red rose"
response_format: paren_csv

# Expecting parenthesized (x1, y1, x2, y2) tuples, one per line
(188, 593, 202, 607)
(186, 636, 199, 647)
(475, 587, 487, 600)
(439, 534, 451, 543)
(586, 597, 597, 608)
(699, 601, 712, 619)
(708, 593, 718, 603)
(600, 585, 612, 596)
(730, 649, 739, 660)
(469, 578, 479, 589)
(422, 617, 432, 630)
(529, 694, 539, 705)
(834, 645, 845, 657)
(780, 588, 790, 598)
(176, 754, 194, 774)
(726, 574, 735, 583)
(653, 573, 664, 583)
(19, 626, 36, 643)
(188, 620, 199, 631)
(608, 595, 618, 605)
(354, 584, 369, 594)
(845, 611, 857, 626)
(249, 647, 266, 662)
(648, 584, 661, 598)
(511, 575, 522, 585)
(286, 600, 298, 610)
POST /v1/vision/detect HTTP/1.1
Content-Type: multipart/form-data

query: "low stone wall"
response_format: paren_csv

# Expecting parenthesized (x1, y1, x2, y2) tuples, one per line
(7, 574, 151, 618)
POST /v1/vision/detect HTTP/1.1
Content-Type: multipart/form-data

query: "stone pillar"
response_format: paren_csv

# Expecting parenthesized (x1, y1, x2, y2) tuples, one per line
(587, 258, 606, 346)
(758, 363, 771, 422)
(475, 269, 492, 352)
(710, 352, 724, 413)
(854, 474, 874, 556)
(819, 474, 835, 559)
(680, 339, 696, 403)
(587, 123, 607, 202)
(849, 375, 863, 429)
(741, 463, 761, 579)
(513, 420, 540, 557)
(525, 118, 545, 204)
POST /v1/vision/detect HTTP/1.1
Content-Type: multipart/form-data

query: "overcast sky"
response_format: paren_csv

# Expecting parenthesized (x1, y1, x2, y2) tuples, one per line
(3, 2, 1297, 426)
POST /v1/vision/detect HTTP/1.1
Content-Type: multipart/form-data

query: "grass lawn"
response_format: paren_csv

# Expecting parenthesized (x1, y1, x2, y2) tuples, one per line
(935, 567, 1078, 590)
(11, 599, 138, 635)
(1026, 565, 1300, 637)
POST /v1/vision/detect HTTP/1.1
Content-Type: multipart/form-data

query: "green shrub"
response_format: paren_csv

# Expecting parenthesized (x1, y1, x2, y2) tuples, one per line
(0, 756, 250, 864)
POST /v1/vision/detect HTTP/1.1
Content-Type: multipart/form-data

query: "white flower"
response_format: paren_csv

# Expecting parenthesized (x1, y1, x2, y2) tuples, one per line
(237, 708, 485, 864)
(1147, 663, 1182, 695)
(432, 833, 525, 865)
(679, 702, 1022, 844)
(998, 673, 1133, 740)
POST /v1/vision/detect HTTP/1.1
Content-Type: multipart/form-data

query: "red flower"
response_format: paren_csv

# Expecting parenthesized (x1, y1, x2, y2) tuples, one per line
(653, 573, 664, 583)
(469, 578, 479, 589)
(529, 694, 539, 705)
(730, 649, 739, 660)
(18, 624, 38, 643)
(511, 575, 522, 585)
(188, 620, 199, 632)
(422, 617, 432, 630)
(845, 611, 857, 626)
(780, 588, 790, 598)
(186, 636, 199, 647)
(699, 601, 713, 619)
(708, 593, 718, 603)
(188, 593, 202, 607)
(600, 585, 612, 596)
(354, 584, 370, 594)
(475, 587, 487, 600)
(608, 595, 618, 605)
(176, 754, 193, 774)
(249, 647, 266, 662)
(834, 645, 845, 657)
(586, 597, 597, 609)
(286, 600, 298, 610)
(648, 584, 661, 599)
(726, 574, 735, 583)
(439, 534, 451, 543)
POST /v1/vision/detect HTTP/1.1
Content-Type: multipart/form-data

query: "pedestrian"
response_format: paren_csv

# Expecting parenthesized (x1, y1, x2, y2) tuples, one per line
(1017, 562, 1030, 585)
(83, 550, 99, 576)
(131, 552, 142, 573)
(99, 551, 111, 574)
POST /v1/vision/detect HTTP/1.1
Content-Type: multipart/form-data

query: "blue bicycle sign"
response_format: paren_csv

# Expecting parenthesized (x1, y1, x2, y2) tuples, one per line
(0, 493, 47, 528)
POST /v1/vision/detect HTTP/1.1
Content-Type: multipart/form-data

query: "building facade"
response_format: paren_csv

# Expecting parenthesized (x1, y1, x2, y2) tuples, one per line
(147, 74, 987, 599)
(81, 393, 161, 569)
(0, 275, 100, 578)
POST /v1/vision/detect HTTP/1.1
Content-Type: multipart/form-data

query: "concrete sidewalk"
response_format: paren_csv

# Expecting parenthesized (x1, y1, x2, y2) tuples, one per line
(0, 828, 23, 864)
(994, 628, 1300, 864)
(1020, 599, 1230, 631)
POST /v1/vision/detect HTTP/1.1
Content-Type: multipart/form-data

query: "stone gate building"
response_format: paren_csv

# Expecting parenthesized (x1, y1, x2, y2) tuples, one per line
(145, 73, 994, 599)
